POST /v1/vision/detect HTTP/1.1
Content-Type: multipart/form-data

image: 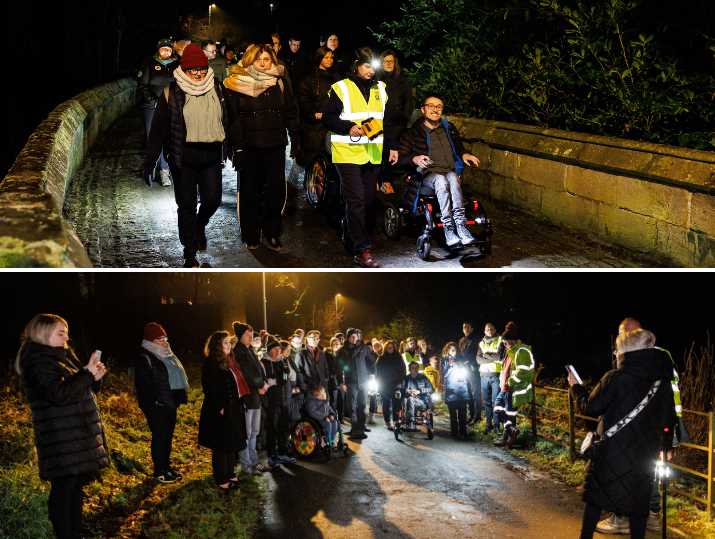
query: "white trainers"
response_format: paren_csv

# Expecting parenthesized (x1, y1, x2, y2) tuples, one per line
(646, 511, 660, 532)
(596, 514, 629, 534)
(159, 169, 172, 187)
(455, 222, 476, 246)
(443, 225, 462, 248)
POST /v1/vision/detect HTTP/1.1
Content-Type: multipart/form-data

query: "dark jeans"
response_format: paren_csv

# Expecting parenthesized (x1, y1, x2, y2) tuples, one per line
(265, 404, 289, 457)
(48, 474, 90, 539)
(447, 400, 468, 437)
(469, 369, 481, 421)
(238, 146, 287, 245)
(211, 448, 238, 485)
(348, 384, 367, 434)
(142, 104, 169, 172)
(579, 503, 647, 539)
(381, 392, 400, 425)
(335, 163, 380, 254)
(369, 394, 378, 414)
(481, 374, 501, 427)
(332, 387, 347, 422)
(169, 159, 223, 258)
(141, 404, 177, 475)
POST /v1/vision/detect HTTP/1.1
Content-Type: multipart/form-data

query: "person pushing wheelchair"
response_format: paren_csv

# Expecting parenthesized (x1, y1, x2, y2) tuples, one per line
(401, 361, 434, 430)
(397, 95, 481, 249)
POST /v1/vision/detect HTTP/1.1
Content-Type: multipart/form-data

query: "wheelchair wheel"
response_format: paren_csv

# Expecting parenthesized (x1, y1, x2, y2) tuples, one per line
(416, 235, 431, 261)
(305, 157, 327, 209)
(383, 203, 401, 240)
(291, 418, 321, 459)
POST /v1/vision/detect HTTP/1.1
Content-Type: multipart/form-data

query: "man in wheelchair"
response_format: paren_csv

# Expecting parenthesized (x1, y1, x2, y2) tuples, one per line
(397, 95, 481, 249)
(401, 361, 434, 430)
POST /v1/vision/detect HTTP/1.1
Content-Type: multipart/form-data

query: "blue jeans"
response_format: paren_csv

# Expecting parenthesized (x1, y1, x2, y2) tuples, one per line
(423, 171, 464, 221)
(240, 408, 261, 469)
(318, 418, 338, 445)
(142, 104, 169, 172)
(481, 374, 501, 428)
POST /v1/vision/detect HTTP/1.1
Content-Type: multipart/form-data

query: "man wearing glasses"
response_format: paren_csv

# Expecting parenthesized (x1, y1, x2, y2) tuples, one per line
(397, 95, 481, 249)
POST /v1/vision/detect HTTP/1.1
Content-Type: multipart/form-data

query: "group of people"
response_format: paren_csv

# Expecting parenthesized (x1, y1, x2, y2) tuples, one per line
(137, 31, 482, 268)
(15, 311, 680, 539)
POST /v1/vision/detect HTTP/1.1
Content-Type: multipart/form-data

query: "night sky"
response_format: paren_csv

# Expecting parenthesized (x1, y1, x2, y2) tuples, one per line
(1, 272, 712, 381)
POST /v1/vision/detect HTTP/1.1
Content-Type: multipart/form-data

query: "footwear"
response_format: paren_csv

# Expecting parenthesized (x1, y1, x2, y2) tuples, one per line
(646, 511, 660, 532)
(364, 426, 371, 432)
(442, 219, 462, 248)
(354, 249, 381, 268)
(596, 514, 629, 534)
(267, 457, 281, 469)
(166, 469, 183, 481)
(159, 169, 172, 186)
(494, 428, 509, 447)
(348, 432, 367, 440)
(453, 207, 475, 246)
(265, 237, 283, 253)
(155, 472, 178, 484)
(196, 225, 207, 251)
(483, 424, 494, 435)
(277, 455, 296, 465)
(183, 256, 200, 268)
(245, 242, 259, 250)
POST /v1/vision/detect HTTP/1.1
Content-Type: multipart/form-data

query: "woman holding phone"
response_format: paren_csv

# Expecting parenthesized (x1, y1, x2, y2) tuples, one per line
(15, 313, 109, 539)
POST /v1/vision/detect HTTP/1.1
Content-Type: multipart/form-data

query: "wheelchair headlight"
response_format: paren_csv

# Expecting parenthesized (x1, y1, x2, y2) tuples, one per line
(431, 392, 441, 403)
(453, 366, 467, 379)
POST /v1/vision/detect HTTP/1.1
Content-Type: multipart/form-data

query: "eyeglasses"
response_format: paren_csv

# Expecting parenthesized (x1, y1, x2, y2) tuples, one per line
(423, 104, 444, 111)
(187, 68, 208, 75)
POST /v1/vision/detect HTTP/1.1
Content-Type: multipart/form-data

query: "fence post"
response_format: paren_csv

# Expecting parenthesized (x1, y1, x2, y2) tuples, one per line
(531, 384, 537, 442)
(708, 411, 714, 521)
(568, 391, 576, 463)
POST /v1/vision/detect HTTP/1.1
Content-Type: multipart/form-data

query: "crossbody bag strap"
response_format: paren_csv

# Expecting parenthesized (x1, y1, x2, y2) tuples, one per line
(604, 379, 661, 439)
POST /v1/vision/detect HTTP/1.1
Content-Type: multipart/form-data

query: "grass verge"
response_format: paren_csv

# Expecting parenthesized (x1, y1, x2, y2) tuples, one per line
(0, 372, 264, 539)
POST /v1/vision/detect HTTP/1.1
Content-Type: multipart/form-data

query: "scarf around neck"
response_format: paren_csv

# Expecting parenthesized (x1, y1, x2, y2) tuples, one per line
(173, 67, 226, 143)
(223, 63, 285, 98)
(174, 66, 215, 96)
(141, 340, 189, 391)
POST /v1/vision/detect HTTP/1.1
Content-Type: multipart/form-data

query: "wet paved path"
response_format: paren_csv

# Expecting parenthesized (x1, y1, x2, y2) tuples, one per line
(258, 417, 586, 539)
(64, 113, 668, 268)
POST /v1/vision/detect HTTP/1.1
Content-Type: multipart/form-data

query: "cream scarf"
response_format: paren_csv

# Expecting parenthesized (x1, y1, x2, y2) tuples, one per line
(223, 63, 285, 97)
(174, 67, 226, 143)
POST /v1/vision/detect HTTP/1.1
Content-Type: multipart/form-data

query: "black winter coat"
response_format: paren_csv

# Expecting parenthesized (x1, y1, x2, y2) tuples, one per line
(336, 342, 376, 386)
(262, 357, 290, 409)
(297, 68, 338, 165)
(325, 350, 344, 391)
(145, 78, 230, 170)
(570, 348, 676, 515)
(134, 348, 188, 410)
(376, 352, 407, 392)
(225, 80, 300, 151)
(198, 357, 247, 451)
(397, 120, 467, 170)
(377, 71, 414, 140)
(137, 55, 179, 107)
(20, 343, 109, 480)
(301, 347, 330, 390)
(235, 343, 266, 409)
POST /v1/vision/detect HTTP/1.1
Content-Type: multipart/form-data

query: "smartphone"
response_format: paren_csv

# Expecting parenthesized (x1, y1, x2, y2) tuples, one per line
(95, 350, 102, 360)
(565, 364, 583, 385)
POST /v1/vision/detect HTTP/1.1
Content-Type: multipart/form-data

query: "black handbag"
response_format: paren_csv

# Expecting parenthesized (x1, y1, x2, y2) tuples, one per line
(580, 379, 662, 459)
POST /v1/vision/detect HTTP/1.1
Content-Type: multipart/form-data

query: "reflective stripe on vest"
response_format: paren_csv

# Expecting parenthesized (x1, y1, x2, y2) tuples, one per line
(655, 346, 682, 418)
(479, 336, 503, 374)
(330, 79, 386, 165)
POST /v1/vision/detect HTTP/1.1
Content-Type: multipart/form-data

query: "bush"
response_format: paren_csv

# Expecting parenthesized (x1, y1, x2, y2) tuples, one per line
(372, 0, 715, 150)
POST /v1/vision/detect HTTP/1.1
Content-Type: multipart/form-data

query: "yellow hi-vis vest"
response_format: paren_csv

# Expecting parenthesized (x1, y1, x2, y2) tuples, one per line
(478, 336, 503, 374)
(329, 79, 387, 165)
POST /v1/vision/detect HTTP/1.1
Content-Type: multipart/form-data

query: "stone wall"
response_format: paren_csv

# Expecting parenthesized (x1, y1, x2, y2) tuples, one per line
(0, 78, 136, 267)
(451, 117, 715, 267)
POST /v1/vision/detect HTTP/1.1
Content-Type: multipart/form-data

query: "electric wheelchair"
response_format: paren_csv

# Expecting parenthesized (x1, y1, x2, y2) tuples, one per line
(289, 407, 350, 461)
(393, 388, 435, 441)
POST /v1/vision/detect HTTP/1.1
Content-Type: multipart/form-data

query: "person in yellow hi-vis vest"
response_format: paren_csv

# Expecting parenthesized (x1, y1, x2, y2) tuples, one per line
(322, 47, 399, 268)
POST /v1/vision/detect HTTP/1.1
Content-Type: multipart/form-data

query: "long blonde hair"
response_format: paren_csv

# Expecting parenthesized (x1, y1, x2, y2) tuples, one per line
(241, 43, 278, 68)
(15, 314, 68, 375)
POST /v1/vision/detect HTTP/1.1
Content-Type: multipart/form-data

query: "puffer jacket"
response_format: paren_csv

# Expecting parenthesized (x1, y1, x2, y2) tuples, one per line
(297, 68, 339, 165)
(570, 348, 676, 515)
(19, 343, 109, 480)
(443, 362, 473, 403)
